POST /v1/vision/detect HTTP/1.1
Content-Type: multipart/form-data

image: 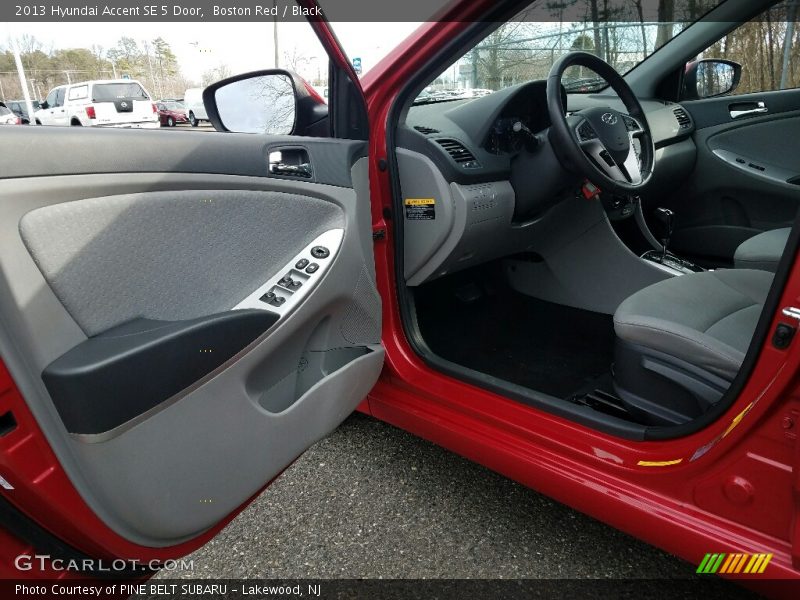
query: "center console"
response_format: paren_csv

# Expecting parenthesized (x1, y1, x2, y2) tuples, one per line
(640, 250, 704, 275)
(606, 195, 704, 276)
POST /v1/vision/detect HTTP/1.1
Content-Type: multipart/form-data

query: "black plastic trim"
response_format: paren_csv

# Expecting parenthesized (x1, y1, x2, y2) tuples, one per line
(0, 127, 365, 189)
(42, 309, 278, 435)
(0, 493, 155, 578)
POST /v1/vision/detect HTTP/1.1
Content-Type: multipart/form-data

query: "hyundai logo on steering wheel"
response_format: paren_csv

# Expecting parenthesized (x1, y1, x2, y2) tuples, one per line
(601, 112, 618, 125)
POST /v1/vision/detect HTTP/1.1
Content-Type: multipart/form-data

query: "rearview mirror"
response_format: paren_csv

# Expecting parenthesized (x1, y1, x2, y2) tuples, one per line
(684, 59, 742, 100)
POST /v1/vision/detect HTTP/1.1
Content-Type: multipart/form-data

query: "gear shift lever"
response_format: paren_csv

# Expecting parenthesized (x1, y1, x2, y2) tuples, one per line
(654, 208, 675, 263)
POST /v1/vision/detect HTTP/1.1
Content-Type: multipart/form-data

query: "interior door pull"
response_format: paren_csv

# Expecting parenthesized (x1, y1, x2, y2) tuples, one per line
(730, 101, 768, 119)
(270, 162, 312, 178)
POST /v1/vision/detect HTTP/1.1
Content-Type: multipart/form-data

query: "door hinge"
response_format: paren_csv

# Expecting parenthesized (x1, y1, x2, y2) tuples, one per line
(372, 228, 386, 241)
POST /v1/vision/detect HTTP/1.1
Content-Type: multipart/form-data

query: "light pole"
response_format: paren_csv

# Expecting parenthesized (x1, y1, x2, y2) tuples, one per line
(11, 36, 37, 125)
(272, 0, 279, 68)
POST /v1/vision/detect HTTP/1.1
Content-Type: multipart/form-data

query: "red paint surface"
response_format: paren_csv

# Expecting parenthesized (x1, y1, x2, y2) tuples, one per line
(0, 8, 799, 595)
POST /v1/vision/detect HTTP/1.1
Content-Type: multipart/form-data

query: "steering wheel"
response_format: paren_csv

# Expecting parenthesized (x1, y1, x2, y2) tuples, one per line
(547, 52, 655, 194)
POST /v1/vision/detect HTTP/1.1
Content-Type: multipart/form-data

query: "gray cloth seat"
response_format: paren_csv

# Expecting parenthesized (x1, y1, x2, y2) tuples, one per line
(612, 269, 772, 424)
(734, 228, 790, 272)
(615, 269, 772, 379)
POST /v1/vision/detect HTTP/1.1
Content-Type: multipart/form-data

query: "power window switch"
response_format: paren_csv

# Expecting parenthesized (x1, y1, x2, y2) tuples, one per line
(305, 263, 320, 274)
(295, 258, 309, 269)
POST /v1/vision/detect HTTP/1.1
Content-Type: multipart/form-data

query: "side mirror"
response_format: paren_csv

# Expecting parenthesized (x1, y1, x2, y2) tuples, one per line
(203, 69, 328, 135)
(684, 59, 742, 100)
(39, 101, 49, 110)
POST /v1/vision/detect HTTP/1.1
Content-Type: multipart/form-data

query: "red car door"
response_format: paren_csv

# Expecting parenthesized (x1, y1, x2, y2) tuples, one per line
(0, 11, 382, 582)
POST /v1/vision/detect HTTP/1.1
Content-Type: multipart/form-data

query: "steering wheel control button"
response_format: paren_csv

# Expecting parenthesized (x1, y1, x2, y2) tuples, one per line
(305, 263, 320, 274)
(578, 122, 597, 141)
(295, 258, 309, 269)
(311, 246, 330, 259)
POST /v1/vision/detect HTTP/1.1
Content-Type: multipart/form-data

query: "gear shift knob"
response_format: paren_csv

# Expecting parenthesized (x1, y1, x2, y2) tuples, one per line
(654, 208, 675, 261)
(654, 208, 675, 236)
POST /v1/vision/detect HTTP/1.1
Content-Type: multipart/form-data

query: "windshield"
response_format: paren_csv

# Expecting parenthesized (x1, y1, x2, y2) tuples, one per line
(415, 0, 726, 104)
(162, 101, 183, 110)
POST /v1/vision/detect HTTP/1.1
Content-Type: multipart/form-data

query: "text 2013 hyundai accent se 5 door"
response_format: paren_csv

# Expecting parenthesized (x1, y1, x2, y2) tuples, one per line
(0, 0, 799, 596)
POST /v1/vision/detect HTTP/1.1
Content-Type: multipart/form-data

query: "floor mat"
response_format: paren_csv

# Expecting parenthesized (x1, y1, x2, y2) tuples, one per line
(414, 278, 616, 399)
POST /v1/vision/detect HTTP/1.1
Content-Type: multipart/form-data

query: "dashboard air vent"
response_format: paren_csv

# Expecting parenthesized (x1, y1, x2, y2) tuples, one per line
(414, 125, 440, 135)
(436, 138, 481, 169)
(673, 107, 692, 130)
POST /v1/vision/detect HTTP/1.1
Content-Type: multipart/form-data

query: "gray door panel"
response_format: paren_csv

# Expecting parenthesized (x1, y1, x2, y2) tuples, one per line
(0, 130, 382, 546)
(661, 91, 800, 263)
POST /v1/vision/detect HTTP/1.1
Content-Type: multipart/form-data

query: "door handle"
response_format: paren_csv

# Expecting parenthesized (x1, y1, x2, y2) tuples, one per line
(269, 162, 312, 178)
(268, 149, 312, 178)
(730, 101, 768, 119)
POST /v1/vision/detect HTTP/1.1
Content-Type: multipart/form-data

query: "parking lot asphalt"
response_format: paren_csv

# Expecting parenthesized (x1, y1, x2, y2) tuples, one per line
(155, 413, 754, 595)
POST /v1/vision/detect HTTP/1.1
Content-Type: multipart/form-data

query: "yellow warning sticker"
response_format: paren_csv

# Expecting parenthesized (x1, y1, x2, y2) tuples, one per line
(405, 198, 436, 220)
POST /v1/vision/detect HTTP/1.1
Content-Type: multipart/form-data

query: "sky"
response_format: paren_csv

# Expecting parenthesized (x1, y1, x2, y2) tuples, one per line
(3, 21, 423, 83)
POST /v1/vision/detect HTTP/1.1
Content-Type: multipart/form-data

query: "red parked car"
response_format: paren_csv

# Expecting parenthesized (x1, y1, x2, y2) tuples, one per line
(155, 100, 189, 127)
(0, 0, 799, 597)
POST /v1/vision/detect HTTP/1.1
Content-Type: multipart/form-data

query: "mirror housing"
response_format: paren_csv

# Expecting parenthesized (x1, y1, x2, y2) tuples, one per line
(39, 101, 49, 110)
(684, 59, 742, 100)
(203, 69, 328, 135)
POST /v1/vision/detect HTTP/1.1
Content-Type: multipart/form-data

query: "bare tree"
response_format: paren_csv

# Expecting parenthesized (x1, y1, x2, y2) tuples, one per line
(655, 0, 675, 50)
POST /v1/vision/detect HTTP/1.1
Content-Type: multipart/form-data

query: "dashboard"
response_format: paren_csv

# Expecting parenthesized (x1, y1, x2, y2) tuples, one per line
(484, 82, 559, 154)
(396, 79, 699, 286)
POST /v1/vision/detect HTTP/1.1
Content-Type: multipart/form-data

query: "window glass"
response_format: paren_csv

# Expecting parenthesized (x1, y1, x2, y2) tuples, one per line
(414, 0, 726, 103)
(44, 89, 58, 107)
(691, 0, 799, 96)
(92, 82, 149, 101)
(3, 22, 329, 133)
(68, 85, 88, 100)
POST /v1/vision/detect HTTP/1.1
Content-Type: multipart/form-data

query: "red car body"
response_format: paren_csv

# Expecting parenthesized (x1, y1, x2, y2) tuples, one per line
(156, 103, 189, 127)
(0, 3, 798, 597)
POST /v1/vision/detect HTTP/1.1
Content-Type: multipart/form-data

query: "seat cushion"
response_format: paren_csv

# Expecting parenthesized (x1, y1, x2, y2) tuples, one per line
(614, 269, 773, 380)
(734, 228, 790, 272)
